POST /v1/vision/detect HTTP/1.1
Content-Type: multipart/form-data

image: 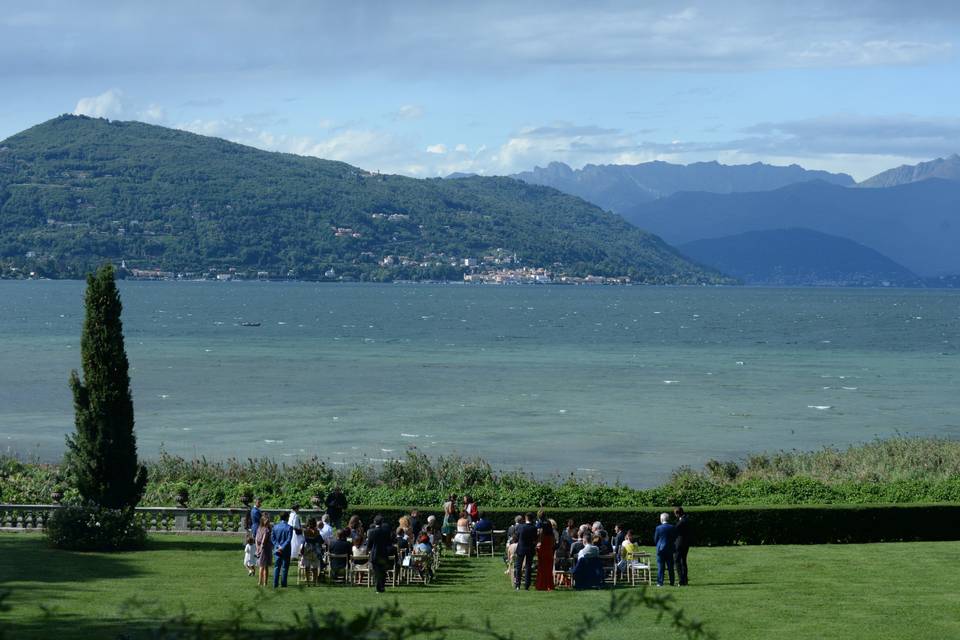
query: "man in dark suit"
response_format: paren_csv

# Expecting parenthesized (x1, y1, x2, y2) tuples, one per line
(673, 506, 692, 586)
(653, 512, 676, 587)
(366, 514, 394, 593)
(325, 486, 348, 528)
(270, 511, 293, 588)
(514, 512, 538, 590)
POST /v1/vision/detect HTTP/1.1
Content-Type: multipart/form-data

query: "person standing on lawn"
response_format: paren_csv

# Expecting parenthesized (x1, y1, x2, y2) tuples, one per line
(514, 512, 538, 590)
(325, 487, 348, 528)
(654, 512, 676, 587)
(249, 498, 262, 541)
(674, 506, 692, 586)
(366, 514, 394, 593)
(271, 511, 294, 588)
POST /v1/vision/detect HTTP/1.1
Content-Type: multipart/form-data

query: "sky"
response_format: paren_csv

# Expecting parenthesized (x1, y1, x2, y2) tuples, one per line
(2, 1, 960, 181)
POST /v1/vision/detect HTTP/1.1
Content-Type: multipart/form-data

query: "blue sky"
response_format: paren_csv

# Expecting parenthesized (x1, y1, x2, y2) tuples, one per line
(2, 1, 959, 180)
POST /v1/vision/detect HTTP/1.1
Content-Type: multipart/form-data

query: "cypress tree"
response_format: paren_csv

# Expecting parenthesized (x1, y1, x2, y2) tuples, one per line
(65, 264, 148, 509)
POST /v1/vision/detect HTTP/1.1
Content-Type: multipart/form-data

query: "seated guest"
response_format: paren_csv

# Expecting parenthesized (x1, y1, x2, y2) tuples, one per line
(328, 528, 353, 579)
(352, 532, 367, 558)
(612, 523, 626, 553)
(399, 515, 413, 540)
(424, 515, 437, 543)
(506, 515, 523, 542)
(395, 526, 410, 554)
(409, 509, 422, 538)
(577, 533, 600, 560)
(318, 514, 335, 546)
(569, 528, 588, 558)
(592, 521, 603, 535)
(413, 533, 434, 581)
(562, 519, 577, 546)
(618, 530, 640, 571)
(598, 530, 614, 555)
(348, 515, 364, 542)
(474, 512, 493, 543)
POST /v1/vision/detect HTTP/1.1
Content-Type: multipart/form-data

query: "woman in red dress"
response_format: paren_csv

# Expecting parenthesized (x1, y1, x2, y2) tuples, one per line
(535, 518, 556, 591)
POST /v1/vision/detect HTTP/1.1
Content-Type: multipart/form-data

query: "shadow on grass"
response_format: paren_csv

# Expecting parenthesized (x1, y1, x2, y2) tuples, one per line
(145, 537, 241, 553)
(0, 536, 146, 585)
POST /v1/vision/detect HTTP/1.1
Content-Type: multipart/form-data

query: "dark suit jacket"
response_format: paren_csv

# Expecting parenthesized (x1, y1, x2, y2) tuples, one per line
(515, 522, 538, 553)
(675, 515, 692, 549)
(366, 523, 393, 564)
(654, 523, 676, 554)
(474, 517, 493, 542)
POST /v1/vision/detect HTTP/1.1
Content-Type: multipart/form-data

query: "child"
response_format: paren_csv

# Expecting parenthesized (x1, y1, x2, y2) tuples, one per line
(243, 535, 256, 576)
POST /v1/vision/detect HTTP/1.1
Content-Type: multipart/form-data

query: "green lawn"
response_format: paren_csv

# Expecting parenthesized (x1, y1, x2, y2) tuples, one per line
(2, 533, 959, 639)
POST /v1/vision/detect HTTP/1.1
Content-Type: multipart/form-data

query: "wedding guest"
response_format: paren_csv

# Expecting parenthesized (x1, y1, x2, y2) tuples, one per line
(654, 512, 676, 587)
(255, 514, 273, 587)
(535, 518, 555, 591)
(271, 511, 294, 588)
(674, 507, 692, 586)
(325, 486, 348, 528)
(514, 512, 538, 590)
(243, 535, 256, 577)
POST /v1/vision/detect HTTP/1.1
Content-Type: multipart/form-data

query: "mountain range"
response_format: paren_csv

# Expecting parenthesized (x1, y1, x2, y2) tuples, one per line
(0, 115, 725, 284)
(858, 154, 960, 188)
(511, 160, 855, 212)
(678, 228, 918, 286)
(624, 179, 960, 276)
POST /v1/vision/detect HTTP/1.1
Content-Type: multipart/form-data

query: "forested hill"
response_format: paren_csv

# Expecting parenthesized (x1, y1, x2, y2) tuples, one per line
(0, 115, 726, 283)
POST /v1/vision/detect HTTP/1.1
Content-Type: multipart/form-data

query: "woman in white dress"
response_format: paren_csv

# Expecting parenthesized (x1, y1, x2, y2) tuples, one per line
(288, 504, 304, 561)
(453, 510, 473, 556)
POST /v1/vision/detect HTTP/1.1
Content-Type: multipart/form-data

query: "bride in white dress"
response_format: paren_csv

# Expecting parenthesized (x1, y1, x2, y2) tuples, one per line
(453, 511, 473, 556)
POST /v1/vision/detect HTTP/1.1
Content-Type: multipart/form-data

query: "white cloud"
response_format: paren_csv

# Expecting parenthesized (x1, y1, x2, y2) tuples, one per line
(425, 143, 447, 154)
(142, 103, 166, 122)
(455, 143, 469, 152)
(73, 88, 126, 118)
(393, 104, 425, 120)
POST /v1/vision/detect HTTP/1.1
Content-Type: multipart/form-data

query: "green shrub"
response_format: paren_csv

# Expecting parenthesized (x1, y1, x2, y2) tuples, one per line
(326, 503, 960, 547)
(45, 505, 147, 551)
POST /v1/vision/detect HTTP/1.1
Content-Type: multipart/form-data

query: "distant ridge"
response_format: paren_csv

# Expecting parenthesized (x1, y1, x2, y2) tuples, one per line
(859, 154, 960, 188)
(623, 179, 960, 276)
(0, 115, 727, 284)
(511, 160, 855, 212)
(679, 228, 918, 286)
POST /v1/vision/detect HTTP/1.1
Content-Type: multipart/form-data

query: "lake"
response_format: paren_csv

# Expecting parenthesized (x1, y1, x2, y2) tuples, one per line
(1, 281, 958, 485)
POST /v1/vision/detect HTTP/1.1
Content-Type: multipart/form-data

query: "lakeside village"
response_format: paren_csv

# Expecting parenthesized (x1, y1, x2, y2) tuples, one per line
(1, 247, 634, 285)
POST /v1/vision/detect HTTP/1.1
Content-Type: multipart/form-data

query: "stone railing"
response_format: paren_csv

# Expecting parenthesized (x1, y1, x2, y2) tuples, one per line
(0, 504, 333, 535)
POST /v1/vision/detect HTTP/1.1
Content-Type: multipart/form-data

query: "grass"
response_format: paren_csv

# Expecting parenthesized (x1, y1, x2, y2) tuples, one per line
(2, 534, 959, 639)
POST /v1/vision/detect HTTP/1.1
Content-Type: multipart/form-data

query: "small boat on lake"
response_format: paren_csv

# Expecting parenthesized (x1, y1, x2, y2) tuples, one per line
(240, 321, 261, 327)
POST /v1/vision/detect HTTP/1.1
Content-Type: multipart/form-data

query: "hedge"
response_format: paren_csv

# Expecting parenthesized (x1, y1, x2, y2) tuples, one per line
(285, 503, 960, 547)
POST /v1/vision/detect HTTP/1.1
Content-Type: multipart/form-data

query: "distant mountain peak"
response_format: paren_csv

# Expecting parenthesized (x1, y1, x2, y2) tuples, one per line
(859, 154, 960, 188)
(511, 159, 854, 213)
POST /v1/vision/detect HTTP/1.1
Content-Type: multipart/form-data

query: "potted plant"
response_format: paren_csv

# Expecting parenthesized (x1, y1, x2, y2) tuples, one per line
(238, 484, 254, 507)
(174, 483, 190, 507)
(51, 487, 64, 505)
(310, 484, 325, 508)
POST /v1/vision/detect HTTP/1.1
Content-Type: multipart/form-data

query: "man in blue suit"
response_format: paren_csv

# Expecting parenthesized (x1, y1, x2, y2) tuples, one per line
(271, 510, 293, 588)
(653, 512, 676, 587)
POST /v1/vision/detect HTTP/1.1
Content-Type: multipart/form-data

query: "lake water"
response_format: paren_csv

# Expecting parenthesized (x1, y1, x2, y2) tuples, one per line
(1, 281, 958, 485)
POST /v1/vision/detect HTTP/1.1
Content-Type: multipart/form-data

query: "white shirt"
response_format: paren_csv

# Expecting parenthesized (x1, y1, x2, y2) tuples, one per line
(319, 522, 335, 545)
